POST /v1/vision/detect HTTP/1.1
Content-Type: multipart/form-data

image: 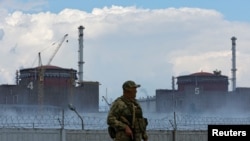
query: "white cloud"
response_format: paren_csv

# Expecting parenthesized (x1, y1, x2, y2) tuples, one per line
(1, 6, 250, 100)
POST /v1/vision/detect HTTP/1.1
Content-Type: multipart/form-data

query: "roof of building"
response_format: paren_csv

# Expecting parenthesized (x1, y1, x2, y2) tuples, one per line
(190, 72, 214, 76)
(35, 65, 62, 69)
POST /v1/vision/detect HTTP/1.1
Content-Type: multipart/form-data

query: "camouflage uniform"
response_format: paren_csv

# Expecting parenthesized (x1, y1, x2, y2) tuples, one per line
(107, 95, 148, 141)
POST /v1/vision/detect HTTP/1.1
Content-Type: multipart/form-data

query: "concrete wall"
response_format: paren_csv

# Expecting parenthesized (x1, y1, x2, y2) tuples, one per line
(0, 128, 208, 141)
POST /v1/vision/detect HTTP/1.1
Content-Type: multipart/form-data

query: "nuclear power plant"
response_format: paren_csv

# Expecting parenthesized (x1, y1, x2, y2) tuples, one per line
(0, 29, 250, 115)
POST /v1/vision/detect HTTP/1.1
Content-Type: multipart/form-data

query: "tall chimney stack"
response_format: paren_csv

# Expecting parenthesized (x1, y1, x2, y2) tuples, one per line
(78, 25, 85, 84)
(231, 36, 237, 92)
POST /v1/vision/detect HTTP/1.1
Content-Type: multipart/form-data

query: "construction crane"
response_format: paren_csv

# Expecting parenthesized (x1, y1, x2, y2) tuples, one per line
(38, 34, 68, 106)
(47, 34, 68, 65)
(36, 34, 68, 111)
(38, 52, 45, 109)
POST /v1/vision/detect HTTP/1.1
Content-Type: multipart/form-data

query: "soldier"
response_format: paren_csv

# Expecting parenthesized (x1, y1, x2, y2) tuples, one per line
(107, 80, 148, 141)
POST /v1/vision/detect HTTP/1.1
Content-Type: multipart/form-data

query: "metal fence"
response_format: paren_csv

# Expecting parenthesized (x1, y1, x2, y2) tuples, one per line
(1, 111, 250, 141)
(1, 111, 250, 130)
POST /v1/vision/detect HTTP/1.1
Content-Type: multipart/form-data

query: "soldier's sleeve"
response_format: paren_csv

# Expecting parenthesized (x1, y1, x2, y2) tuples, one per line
(107, 100, 127, 130)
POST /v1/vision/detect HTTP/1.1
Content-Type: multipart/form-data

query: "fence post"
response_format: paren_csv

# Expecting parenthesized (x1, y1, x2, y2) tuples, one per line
(60, 109, 66, 141)
(173, 112, 177, 141)
(60, 129, 66, 141)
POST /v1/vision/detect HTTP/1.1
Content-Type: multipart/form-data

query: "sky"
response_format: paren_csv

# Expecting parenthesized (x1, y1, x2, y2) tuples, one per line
(1, 0, 250, 106)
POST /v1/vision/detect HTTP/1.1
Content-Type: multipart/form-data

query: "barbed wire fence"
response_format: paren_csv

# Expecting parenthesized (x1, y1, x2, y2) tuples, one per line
(1, 112, 250, 130)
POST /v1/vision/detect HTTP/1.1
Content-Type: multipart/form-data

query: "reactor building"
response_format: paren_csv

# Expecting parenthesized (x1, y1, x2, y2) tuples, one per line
(0, 25, 100, 113)
(139, 36, 250, 115)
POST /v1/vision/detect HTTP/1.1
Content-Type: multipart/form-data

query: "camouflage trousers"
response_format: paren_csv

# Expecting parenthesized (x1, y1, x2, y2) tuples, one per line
(114, 130, 143, 141)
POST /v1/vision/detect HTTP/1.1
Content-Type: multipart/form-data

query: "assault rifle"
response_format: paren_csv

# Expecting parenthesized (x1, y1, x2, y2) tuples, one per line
(120, 116, 135, 141)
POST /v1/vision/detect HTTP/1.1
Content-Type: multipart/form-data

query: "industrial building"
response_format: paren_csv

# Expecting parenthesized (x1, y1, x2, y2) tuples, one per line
(0, 25, 100, 112)
(139, 70, 250, 114)
(155, 71, 250, 114)
(139, 36, 250, 115)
